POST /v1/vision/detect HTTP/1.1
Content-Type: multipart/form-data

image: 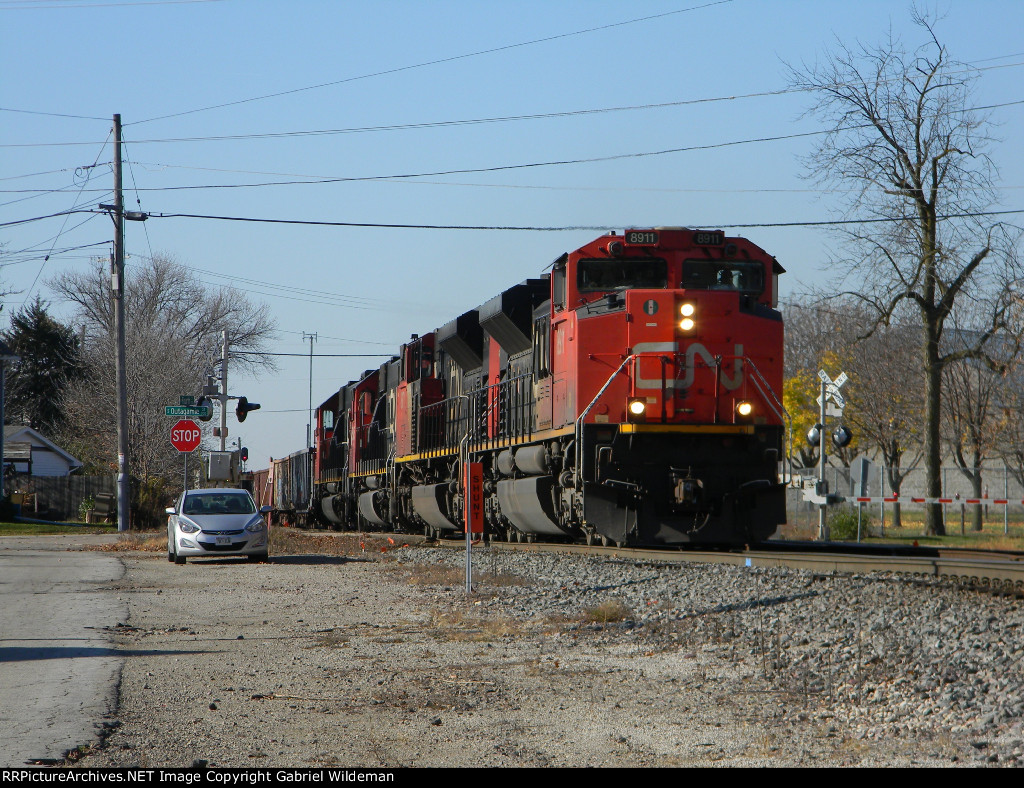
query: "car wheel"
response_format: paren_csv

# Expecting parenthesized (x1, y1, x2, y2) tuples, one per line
(173, 543, 186, 565)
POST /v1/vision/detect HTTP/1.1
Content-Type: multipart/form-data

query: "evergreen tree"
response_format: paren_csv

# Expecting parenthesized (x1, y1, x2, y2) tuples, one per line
(2, 297, 84, 434)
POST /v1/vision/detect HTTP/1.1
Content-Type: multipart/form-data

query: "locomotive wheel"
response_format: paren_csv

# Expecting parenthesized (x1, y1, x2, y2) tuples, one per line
(585, 530, 595, 546)
(515, 529, 525, 543)
(600, 535, 610, 547)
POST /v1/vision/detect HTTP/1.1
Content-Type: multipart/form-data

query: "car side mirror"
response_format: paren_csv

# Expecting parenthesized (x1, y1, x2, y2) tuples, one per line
(165, 507, 176, 515)
(260, 505, 272, 514)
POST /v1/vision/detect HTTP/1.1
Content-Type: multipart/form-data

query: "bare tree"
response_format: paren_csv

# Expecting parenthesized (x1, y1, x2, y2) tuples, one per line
(942, 352, 999, 531)
(789, 11, 1024, 534)
(50, 255, 276, 489)
(844, 321, 924, 528)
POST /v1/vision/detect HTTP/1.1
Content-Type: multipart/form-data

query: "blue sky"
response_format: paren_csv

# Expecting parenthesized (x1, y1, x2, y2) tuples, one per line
(2, 0, 1023, 466)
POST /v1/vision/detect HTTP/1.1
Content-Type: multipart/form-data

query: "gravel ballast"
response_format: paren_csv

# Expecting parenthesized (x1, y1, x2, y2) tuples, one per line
(77, 535, 1023, 767)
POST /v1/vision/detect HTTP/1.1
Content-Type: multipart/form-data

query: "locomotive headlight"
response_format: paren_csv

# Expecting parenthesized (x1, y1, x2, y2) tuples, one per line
(627, 398, 647, 423)
(736, 400, 753, 418)
(679, 302, 696, 331)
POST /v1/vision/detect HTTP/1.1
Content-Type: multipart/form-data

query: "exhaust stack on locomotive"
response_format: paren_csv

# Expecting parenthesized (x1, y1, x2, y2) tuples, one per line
(310, 227, 787, 547)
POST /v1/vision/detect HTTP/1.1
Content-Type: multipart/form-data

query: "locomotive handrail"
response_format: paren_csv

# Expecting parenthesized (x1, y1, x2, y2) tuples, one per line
(713, 353, 795, 488)
(575, 354, 637, 498)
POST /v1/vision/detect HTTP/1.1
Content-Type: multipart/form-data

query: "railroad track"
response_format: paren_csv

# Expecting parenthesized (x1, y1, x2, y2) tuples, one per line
(295, 527, 1024, 592)
(478, 539, 1024, 592)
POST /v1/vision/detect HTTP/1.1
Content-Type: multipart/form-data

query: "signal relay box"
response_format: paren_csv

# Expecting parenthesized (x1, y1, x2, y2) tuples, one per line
(206, 450, 239, 482)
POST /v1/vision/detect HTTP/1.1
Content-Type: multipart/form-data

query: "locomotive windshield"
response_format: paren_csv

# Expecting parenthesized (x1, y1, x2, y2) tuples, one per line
(681, 260, 765, 295)
(577, 258, 667, 292)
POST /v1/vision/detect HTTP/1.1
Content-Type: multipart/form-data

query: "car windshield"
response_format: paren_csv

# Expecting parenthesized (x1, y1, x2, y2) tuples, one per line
(182, 493, 256, 515)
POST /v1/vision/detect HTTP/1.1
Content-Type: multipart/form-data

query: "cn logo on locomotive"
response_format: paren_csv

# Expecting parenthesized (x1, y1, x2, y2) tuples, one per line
(631, 342, 745, 390)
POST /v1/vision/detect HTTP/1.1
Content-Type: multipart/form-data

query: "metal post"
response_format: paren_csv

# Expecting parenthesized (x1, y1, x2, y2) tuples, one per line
(220, 330, 228, 452)
(303, 332, 317, 450)
(879, 461, 885, 536)
(0, 360, 5, 495)
(942, 467, 947, 528)
(1005, 466, 1009, 535)
(818, 380, 828, 541)
(113, 114, 130, 533)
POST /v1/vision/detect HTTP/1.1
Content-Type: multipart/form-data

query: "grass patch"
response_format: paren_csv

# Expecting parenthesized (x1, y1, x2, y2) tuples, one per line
(582, 601, 631, 625)
(427, 609, 532, 642)
(400, 561, 532, 589)
(0, 521, 116, 536)
(269, 529, 409, 557)
(91, 532, 166, 552)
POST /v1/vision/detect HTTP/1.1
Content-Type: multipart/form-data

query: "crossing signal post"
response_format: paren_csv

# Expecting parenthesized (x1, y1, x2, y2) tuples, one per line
(802, 369, 853, 541)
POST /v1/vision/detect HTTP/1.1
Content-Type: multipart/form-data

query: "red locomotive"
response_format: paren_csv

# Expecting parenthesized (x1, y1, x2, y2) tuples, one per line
(309, 227, 787, 546)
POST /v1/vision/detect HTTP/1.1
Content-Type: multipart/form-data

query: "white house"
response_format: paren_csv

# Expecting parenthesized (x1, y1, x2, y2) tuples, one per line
(3, 425, 83, 477)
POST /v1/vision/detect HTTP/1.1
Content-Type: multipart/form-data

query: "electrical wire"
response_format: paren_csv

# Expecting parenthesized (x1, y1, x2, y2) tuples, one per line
(128, 1, 735, 126)
(15, 96, 1020, 197)
(22, 130, 110, 299)
(141, 207, 1024, 232)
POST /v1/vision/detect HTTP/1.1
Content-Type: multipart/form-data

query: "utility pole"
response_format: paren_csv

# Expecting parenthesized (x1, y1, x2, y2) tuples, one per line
(112, 114, 129, 533)
(100, 114, 146, 532)
(303, 332, 317, 450)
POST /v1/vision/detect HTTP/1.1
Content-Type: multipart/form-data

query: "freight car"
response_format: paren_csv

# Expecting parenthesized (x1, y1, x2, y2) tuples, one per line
(270, 448, 313, 527)
(311, 227, 787, 546)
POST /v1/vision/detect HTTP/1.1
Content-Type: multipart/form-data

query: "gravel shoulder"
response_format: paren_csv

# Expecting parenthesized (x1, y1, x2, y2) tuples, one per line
(74, 533, 1023, 768)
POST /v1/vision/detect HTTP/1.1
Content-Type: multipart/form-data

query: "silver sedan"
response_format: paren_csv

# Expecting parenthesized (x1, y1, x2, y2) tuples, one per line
(166, 488, 271, 564)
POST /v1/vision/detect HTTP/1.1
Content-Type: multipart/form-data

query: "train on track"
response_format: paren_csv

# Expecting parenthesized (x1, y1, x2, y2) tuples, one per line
(254, 227, 788, 547)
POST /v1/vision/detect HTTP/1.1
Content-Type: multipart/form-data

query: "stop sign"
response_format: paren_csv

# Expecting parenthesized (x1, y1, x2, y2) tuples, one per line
(170, 419, 202, 453)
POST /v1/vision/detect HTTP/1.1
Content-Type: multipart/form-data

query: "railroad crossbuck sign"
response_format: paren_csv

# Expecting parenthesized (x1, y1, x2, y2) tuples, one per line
(817, 370, 847, 416)
(170, 419, 202, 453)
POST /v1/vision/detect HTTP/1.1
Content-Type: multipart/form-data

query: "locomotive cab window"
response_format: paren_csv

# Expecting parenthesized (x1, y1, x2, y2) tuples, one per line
(577, 258, 667, 292)
(681, 260, 765, 295)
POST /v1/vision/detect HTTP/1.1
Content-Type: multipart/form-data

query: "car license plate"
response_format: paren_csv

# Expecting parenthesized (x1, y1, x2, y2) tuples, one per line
(216, 536, 231, 545)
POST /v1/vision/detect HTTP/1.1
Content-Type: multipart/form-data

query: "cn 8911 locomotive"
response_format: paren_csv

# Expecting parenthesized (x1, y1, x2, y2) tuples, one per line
(310, 228, 787, 546)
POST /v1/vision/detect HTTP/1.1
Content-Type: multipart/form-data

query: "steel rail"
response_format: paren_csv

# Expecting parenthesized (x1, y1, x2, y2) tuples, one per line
(486, 540, 1024, 590)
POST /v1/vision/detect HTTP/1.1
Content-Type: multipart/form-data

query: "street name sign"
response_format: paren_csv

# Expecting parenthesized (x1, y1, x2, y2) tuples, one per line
(165, 405, 211, 419)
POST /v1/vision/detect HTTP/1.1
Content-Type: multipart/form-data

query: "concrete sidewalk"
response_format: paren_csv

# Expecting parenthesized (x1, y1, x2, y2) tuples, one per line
(0, 536, 127, 766)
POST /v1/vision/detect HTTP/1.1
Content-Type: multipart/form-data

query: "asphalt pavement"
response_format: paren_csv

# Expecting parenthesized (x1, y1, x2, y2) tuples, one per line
(0, 535, 125, 766)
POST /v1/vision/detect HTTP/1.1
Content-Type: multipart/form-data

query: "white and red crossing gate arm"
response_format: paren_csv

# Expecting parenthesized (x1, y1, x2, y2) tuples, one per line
(852, 496, 1022, 506)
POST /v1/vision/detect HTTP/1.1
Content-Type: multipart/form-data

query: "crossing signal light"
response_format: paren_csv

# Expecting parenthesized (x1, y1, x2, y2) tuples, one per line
(236, 396, 261, 422)
(240, 446, 249, 462)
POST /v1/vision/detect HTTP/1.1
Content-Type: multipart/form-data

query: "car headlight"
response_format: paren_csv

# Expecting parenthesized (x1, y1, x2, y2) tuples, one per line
(178, 518, 200, 534)
(245, 517, 266, 533)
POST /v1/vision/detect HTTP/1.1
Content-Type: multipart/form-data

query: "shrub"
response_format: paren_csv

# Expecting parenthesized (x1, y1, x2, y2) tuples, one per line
(78, 495, 95, 521)
(828, 504, 873, 541)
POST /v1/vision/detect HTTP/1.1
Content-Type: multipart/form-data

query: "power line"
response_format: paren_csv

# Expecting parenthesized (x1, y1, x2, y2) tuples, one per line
(139, 208, 1024, 232)
(11, 96, 1019, 197)
(232, 350, 391, 358)
(128, 1, 735, 126)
